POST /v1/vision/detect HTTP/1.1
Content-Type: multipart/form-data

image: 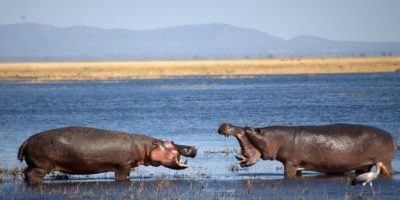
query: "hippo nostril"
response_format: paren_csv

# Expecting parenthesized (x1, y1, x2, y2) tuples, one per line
(218, 123, 231, 134)
(189, 148, 197, 157)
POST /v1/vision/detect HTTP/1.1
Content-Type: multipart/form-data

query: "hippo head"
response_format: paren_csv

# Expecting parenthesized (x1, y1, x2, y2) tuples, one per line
(218, 123, 244, 136)
(165, 141, 197, 158)
(218, 123, 261, 167)
(150, 140, 197, 170)
(244, 127, 279, 161)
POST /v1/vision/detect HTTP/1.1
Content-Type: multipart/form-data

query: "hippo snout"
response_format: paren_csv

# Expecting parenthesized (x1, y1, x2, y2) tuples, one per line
(183, 146, 197, 158)
(218, 123, 232, 134)
(176, 144, 197, 158)
(218, 123, 242, 136)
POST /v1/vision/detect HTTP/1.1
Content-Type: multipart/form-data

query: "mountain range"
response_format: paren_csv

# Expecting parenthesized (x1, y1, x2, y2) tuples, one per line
(0, 23, 399, 61)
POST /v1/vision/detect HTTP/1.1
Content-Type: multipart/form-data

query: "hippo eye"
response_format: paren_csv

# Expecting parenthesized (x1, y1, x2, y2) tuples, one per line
(152, 141, 162, 150)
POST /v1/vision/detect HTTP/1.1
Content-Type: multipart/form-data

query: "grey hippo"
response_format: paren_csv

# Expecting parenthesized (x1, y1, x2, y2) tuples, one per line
(18, 126, 197, 185)
(218, 123, 396, 178)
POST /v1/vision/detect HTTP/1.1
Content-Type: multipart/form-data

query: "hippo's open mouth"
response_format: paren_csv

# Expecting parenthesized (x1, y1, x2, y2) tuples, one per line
(176, 155, 188, 168)
(159, 153, 190, 170)
(218, 123, 261, 167)
(164, 150, 191, 170)
(235, 150, 260, 167)
(235, 154, 252, 166)
(157, 141, 196, 170)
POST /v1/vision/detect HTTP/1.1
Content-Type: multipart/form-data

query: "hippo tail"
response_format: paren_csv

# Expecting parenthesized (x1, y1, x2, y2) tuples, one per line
(18, 140, 28, 161)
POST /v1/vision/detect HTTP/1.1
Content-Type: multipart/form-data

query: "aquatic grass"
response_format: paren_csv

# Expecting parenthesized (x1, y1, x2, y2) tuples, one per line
(0, 178, 396, 200)
(203, 147, 238, 156)
(0, 166, 398, 199)
(11, 167, 21, 181)
(229, 164, 240, 172)
(0, 165, 25, 182)
(0, 166, 4, 182)
(246, 178, 254, 194)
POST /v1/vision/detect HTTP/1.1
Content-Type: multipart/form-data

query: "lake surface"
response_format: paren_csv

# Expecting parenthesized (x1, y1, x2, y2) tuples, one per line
(0, 73, 399, 198)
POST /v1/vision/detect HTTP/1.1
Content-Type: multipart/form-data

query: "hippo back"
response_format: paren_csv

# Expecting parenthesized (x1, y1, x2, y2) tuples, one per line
(276, 123, 396, 172)
(21, 126, 156, 174)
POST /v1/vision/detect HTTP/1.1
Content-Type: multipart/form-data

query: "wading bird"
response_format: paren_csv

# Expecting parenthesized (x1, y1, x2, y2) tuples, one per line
(351, 162, 391, 196)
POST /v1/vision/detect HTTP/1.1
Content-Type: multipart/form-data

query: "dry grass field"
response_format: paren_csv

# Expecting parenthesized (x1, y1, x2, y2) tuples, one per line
(0, 57, 399, 82)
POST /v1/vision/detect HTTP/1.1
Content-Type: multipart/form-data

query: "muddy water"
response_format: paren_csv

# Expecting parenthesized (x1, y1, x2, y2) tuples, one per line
(0, 73, 399, 198)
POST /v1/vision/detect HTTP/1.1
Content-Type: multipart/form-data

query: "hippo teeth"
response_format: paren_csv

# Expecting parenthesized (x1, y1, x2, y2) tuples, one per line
(236, 154, 250, 167)
(178, 160, 188, 167)
(235, 154, 247, 161)
(239, 159, 251, 167)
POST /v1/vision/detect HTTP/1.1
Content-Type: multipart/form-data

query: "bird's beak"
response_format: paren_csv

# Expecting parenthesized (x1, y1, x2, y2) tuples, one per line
(380, 164, 391, 178)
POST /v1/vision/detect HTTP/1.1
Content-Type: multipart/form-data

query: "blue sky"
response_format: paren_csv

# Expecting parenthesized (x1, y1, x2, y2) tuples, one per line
(1, 0, 400, 41)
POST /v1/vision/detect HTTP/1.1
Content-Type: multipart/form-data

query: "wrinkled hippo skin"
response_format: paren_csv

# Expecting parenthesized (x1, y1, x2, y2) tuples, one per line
(219, 123, 396, 178)
(18, 126, 197, 185)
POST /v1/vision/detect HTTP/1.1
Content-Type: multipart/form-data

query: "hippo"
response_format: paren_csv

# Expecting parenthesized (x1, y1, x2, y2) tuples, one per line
(18, 126, 197, 185)
(218, 123, 396, 178)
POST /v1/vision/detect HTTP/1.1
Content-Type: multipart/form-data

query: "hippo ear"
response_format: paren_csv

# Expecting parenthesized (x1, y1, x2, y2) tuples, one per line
(244, 127, 256, 134)
(164, 140, 172, 145)
(152, 141, 161, 150)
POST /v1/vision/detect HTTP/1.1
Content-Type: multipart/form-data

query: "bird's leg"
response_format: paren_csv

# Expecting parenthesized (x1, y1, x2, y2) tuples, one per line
(360, 184, 365, 196)
(369, 182, 375, 195)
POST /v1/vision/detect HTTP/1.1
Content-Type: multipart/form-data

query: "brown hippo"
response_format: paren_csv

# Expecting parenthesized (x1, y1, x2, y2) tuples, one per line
(18, 126, 197, 185)
(218, 123, 396, 178)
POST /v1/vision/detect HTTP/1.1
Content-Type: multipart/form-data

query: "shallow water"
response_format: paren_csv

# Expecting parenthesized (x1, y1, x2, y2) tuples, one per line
(0, 73, 399, 198)
(1, 176, 400, 199)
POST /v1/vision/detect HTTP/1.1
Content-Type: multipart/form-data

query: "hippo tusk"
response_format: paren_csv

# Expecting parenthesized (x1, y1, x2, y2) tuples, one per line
(177, 158, 188, 168)
(238, 159, 249, 166)
(236, 156, 248, 165)
(235, 154, 247, 161)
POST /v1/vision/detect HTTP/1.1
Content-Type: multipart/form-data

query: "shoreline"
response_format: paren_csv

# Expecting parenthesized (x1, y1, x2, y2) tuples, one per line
(0, 57, 399, 82)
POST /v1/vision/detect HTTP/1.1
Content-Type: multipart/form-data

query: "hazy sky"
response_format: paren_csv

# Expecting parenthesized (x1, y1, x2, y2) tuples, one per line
(1, 0, 400, 41)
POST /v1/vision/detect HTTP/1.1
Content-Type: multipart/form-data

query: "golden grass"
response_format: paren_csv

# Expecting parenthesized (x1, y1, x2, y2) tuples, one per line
(0, 57, 399, 82)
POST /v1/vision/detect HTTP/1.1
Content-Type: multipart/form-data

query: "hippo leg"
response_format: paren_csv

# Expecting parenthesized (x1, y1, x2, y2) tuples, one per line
(115, 165, 131, 182)
(25, 168, 47, 186)
(284, 162, 298, 178)
(296, 170, 302, 177)
(22, 166, 32, 181)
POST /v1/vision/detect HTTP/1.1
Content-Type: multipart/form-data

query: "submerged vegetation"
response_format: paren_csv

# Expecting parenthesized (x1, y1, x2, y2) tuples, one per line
(0, 56, 399, 82)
